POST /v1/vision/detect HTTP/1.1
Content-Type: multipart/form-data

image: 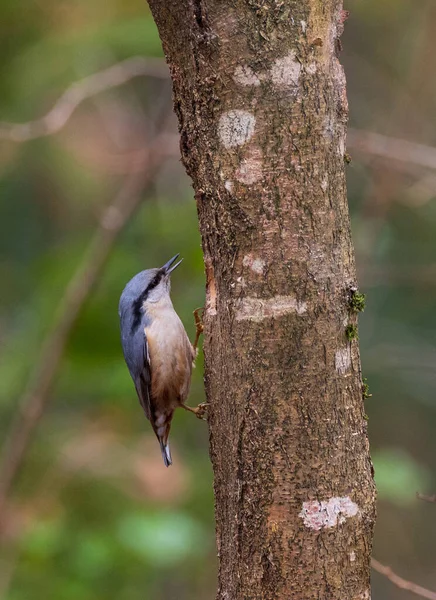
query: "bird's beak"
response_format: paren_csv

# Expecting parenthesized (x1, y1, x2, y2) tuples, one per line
(162, 253, 183, 274)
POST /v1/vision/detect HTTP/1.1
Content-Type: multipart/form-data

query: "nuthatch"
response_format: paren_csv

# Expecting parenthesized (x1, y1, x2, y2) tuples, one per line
(118, 254, 204, 467)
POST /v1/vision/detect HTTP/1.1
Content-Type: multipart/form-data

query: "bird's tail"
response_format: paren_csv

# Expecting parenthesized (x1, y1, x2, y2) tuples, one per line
(153, 411, 173, 467)
(159, 437, 172, 467)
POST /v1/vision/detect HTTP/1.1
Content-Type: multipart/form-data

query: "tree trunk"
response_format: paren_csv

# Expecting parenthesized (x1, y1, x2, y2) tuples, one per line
(147, 1, 376, 598)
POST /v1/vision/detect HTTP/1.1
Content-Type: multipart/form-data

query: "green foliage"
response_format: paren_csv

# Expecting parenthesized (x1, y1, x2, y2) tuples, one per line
(116, 511, 208, 566)
(362, 377, 372, 399)
(372, 448, 431, 507)
(349, 289, 366, 313)
(0, 5, 216, 599)
(345, 324, 358, 341)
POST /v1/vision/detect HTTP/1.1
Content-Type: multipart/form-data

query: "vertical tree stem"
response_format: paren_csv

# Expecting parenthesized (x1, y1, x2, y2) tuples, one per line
(147, 1, 376, 598)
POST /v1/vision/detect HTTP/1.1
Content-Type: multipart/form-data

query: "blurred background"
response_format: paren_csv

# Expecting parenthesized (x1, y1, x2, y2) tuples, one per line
(0, 0, 434, 598)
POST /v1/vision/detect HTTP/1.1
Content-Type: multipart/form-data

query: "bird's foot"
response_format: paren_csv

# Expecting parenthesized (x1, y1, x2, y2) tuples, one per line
(192, 307, 205, 352)
(182, 402, 209, 421)
(194, 402, 209, 420)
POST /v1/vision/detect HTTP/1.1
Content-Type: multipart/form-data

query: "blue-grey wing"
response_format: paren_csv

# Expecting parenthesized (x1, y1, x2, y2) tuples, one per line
(119, 305, 152, 421)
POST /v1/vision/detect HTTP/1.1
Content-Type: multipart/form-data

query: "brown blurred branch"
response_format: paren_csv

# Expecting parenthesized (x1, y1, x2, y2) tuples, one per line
(348, 129, 436, 171)
(417, 492, 436, 503)
(372, 559, 436, 600)
(0, 126, 172, 527)
(0, 549, 19, 600)
(360, 264, 436, 288)
(0, 56, 168, 142)
(3, 52, 436, 179)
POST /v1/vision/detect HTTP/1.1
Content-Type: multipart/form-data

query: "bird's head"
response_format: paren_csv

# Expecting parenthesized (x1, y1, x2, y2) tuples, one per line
(120, 254, 183, 313)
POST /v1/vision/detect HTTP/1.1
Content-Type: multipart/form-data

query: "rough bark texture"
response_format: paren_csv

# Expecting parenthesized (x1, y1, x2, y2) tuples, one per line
(147, 1, 376, 598)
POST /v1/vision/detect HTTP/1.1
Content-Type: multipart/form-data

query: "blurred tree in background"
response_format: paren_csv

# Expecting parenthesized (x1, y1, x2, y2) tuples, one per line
(0, 0, 435, 598)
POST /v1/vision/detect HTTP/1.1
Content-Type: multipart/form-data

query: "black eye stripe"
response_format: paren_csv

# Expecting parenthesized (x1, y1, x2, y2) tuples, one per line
(145, 270, 164, 295)
(130, 270, 164, 334)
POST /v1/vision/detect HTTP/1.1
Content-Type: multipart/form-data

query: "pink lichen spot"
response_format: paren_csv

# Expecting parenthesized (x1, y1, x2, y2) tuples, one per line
(233, 65, 261, 87)
(335, 347, 351, 375)
(271, 52, 301, 89)
(243, 254, 266, 275)
(306, 62, 317, 75)
(235, 147, 263, 184)
(218, 110, 256, 149)
(299, 497, 359, 531)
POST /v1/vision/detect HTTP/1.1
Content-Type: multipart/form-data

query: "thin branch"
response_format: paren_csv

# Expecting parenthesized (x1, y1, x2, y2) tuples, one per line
(348, 128, 436, 171)
(372, 558, 436, 600)
(0, 549, 19, 600)
(0, 56, 168, 142)
(0, 126, 172, 526)
(2, 53, 436, 178)
(417, 492, 436, 504)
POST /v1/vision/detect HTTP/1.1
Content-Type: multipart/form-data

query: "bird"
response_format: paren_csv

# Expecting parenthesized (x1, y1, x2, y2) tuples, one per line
(118, 254, 205, 467)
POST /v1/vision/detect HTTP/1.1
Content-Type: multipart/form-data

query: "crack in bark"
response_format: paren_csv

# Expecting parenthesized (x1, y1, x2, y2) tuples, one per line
(192, 0, 204, 30)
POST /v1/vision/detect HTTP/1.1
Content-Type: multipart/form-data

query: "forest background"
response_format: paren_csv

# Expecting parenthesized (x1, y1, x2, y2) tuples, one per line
(0, 0, 435, 598)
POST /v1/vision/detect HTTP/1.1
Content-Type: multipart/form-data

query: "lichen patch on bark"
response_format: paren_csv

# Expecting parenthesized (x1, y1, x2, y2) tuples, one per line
(224, 180, 234, 193)
(270, 52, 301, 89)
(338, 137, 345, 156)
(299, 497, 360, 531)
(306, 62, 318, 75)
(218, 110, 256, 149)
(233, 65, 261, 87)
(335, 347, 351, 374)
(235, 295, 307, 321)
(242, 254, 266, 274)
(235, 147, 263, 184)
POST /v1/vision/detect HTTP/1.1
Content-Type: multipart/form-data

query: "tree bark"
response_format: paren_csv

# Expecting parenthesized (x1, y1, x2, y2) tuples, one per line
(147, 1, 376, 598)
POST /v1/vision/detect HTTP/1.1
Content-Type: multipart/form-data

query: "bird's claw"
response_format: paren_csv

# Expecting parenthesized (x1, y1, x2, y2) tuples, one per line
(195, 402, 209, 421)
